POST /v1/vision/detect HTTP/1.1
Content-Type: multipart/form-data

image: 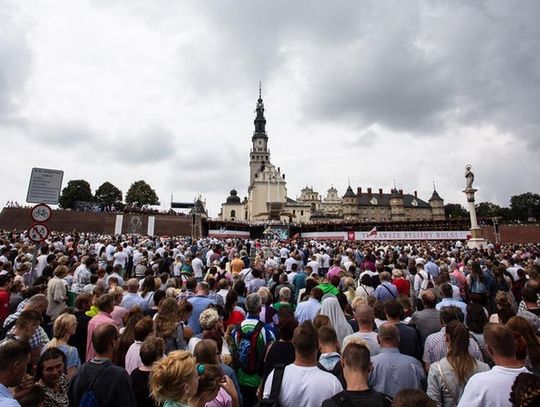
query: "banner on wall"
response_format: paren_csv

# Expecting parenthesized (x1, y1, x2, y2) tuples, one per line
(301, 230, 470, 241)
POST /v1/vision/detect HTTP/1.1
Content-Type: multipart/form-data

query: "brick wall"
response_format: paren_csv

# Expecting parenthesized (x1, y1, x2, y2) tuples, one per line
(2, 208, 539, 242)
(480, 224, 540, 244)
(0, 208, 194, 236)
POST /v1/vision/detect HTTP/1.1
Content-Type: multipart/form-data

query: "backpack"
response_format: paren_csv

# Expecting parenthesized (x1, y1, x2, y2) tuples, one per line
(418, 271, 434, 293)
(256, 363, 285, 407)
(234, 321, 264, 375)
(79, 365, 111, 407)
(0, 318, 17, 341)
(215, 269, 227, 283)
(330, 391, 392, 407)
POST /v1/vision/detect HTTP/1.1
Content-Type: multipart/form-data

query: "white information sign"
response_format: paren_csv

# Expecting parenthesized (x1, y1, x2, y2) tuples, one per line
(26, 168, 64, 204)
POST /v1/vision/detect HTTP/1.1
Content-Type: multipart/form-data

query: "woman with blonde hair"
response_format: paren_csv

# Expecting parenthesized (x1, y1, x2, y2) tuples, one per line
(342, 277, 357, 304)
(109, 286, 127, 328)
(149, 350, 198, 407)
(427, 321, 490, 406)
(46, 265, 69, 321)
(46, 312, 80, 378)
(155, 297, 187, 353)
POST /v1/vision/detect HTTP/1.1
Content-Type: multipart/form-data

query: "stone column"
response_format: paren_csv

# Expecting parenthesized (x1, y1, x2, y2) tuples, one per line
(463, 165, 486, 248)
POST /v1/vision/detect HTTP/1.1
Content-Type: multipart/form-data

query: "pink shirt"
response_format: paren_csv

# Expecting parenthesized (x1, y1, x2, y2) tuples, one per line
(125, 341, 142, 374)
(111, 305, 128, 328)
(327, 266, 342, 279)
(205, 387, 232, 407)
(86, 311, 115, 361)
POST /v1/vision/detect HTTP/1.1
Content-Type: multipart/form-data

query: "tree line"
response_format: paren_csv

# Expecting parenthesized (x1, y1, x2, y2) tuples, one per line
(445, 192, 540, 222)
(58, 180, 159, 210)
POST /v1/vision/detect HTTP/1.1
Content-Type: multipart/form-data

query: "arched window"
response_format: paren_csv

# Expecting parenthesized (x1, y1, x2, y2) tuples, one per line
(230, 210, 236, 218)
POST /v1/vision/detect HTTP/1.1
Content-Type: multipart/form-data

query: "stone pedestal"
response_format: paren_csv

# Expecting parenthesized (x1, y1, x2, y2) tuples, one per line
(464, 187, 487, 249)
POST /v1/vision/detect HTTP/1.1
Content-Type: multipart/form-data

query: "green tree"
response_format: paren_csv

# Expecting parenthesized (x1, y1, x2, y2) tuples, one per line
(444, 203, 468, 219)
(58, 180, 94, 209)
(476, 201, 502, 218)
(510, 192, 540, 221)
(125, 180, 159, 206)
(95, 182, 123, 208)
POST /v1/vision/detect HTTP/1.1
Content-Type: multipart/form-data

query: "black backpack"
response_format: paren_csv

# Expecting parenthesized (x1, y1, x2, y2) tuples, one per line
(256, 364, 285, 407)
(0, 319, 17, 341)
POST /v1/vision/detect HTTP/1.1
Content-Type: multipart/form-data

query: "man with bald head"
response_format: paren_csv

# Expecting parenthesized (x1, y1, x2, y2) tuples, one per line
(120, 278, 147, 310)
(409, 290, 441, 344)
(369, 323, 425, 398)
(343, 304, 380, 355)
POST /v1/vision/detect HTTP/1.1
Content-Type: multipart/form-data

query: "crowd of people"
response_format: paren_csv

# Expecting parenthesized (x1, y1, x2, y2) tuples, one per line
(0, 230, 539, 407)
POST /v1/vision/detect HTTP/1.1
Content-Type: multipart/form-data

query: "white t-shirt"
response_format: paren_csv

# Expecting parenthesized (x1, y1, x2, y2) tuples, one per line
(191, 257, 204, 278)
(263, 364, 343, 407)
(35, 254, 49, 277)
(321, 253, 331, 268)
(113, 251, 128, 268)
(306, 260, 319, 275)
(457, 366, 530, 407)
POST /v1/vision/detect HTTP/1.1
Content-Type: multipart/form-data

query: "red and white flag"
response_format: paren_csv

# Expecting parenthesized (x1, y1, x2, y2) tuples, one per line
(367, 227, 378, 238)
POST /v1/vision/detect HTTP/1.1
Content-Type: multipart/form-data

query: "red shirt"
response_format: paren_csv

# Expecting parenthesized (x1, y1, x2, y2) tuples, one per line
(0, 289, 10, 324)
(224, 310, 245, 330)
(393, 278, 410, 296)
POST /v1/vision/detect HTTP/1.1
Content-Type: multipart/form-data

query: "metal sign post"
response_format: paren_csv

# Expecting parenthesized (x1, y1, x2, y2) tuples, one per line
(27, 203, 52, 286)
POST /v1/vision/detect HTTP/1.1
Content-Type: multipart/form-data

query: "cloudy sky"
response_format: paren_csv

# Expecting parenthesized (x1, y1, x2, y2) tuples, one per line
(1, 0, 539, 217)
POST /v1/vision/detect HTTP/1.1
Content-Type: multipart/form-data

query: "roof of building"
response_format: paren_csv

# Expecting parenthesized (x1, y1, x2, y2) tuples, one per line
(357, 192, 431, 208)
(343, 185, 356, 198)
(429, 189, 443, 202)
(225, 189, 241, 204)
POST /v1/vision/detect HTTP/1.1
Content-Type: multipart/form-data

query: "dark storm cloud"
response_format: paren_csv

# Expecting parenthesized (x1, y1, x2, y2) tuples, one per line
(301, 1, 540, 144)
(166, 1, 540, 148)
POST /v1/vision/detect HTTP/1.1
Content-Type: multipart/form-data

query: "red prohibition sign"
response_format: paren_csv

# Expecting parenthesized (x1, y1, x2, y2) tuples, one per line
(31, 203, 52, 223)
(28, 223, 50, 242)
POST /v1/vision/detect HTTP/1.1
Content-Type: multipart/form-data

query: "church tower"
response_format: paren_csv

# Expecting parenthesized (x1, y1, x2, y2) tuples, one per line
(249, 83, 270, 189)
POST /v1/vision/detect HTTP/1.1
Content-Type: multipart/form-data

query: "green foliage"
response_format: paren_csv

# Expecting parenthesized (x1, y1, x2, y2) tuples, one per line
(58, 180, 94, 209)
(125, 180, 159, 206)
(476, 201, 502, 218)
(444, 203, 468, 219)
(95, 182, 123, 208)
(510, 192, 540, 221)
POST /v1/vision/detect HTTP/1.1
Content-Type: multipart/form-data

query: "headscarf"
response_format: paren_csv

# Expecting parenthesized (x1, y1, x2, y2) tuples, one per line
(319, 296, 353, 346)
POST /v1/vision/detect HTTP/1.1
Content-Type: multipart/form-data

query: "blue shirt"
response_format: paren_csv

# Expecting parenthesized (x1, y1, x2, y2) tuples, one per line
(188, 295, 216, 335)
(120, 293, 148, 311)
(0, 383, 21, 407)
(373, 282, 398, 302)
(424, 261, 440, 278)
(369, 348, 425, 397)
(436, 298, 468, 318)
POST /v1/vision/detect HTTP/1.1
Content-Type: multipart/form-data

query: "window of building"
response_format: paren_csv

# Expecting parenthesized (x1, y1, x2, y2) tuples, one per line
(230, 210, 236, 218)
(301, 210, 304, 216)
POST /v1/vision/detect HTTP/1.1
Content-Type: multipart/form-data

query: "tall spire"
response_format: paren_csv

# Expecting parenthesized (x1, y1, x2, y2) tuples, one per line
(254, 82, 267, 136)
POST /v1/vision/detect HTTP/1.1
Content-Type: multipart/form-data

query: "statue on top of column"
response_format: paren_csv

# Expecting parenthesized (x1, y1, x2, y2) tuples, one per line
(465, 165, 474, 189)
